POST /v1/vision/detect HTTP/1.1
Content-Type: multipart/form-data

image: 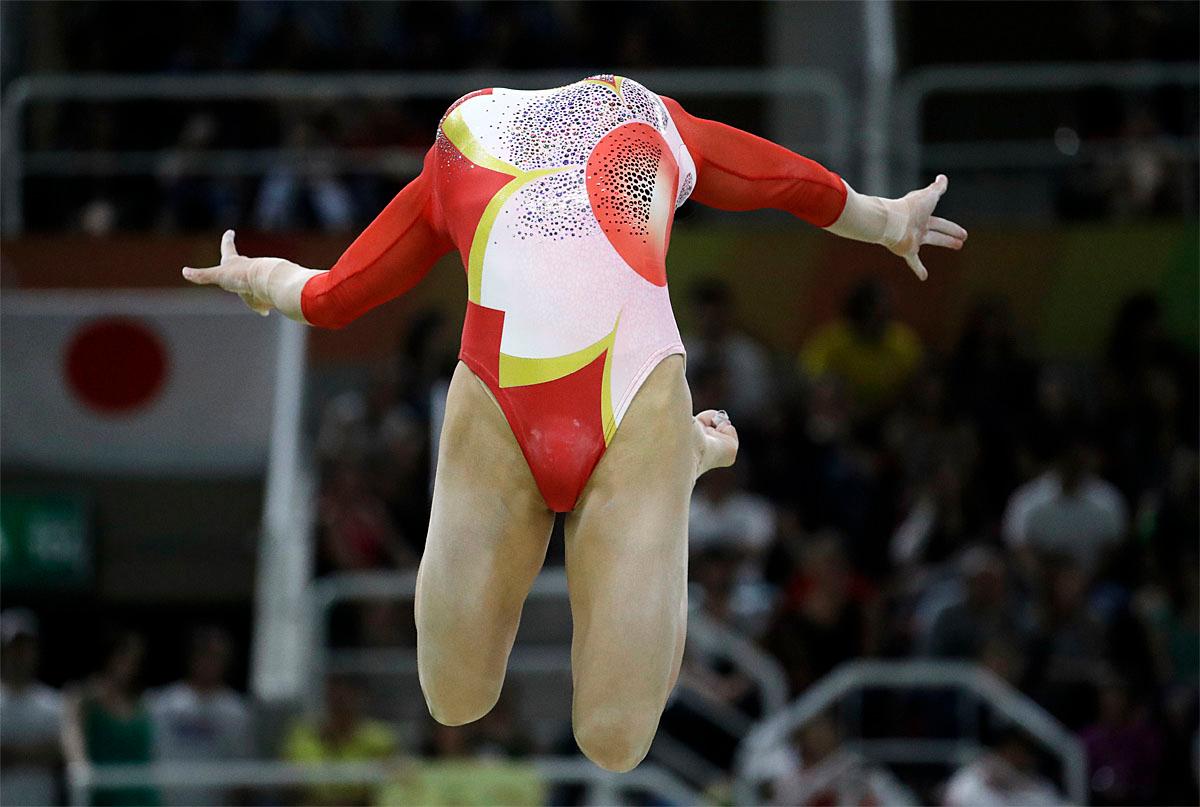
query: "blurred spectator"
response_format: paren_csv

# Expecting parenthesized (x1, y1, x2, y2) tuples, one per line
(767, 533, 880, 693)
(1080, 674, 1165, 805)
(318, 461, 412, 572)
(770, 714, 917, 806)
(149, 626, 253, 807)
(926, 546, 1030, 660)
(0, 610, 63, 807)
(392, 701, 542, 805)
(1026, 559, 1110, 726)
(942, 729, 1064, 806)
(684, 278, 773, 424)
(689, 466, 776, 587)
(254, 116, 357, 232)
(283, 675, 398, 807)
(800, 280, 923, 416)
(1002, 428, 1128, 581)
(63, 631, 159, 807)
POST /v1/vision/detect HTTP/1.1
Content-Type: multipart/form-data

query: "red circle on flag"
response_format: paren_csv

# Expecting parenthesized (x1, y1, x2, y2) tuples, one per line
(65, 318, 168, 414)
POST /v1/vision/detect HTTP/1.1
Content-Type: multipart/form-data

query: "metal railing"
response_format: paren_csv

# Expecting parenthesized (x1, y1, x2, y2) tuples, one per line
(307, 568, 789, 725)
(732, 659, 1088, 806)
(894, 61, 1200, 193)
(66, 756, 699, 807)
(0, 67, 850, 234)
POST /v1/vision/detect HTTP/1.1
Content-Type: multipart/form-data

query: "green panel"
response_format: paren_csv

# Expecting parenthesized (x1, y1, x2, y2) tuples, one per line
(1160, 224, 1199, 347)
(0, 493, 91, 589)
(1039, 223, 1185, 357)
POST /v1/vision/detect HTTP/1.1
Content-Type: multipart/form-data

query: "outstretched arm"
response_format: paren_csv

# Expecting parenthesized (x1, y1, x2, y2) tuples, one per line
(184, 145, 452, 327)
(661, 96, 967, 280)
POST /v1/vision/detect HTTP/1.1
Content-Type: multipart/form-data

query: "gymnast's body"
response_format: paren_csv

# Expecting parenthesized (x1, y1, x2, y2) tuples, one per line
(184, 74, 965, 771)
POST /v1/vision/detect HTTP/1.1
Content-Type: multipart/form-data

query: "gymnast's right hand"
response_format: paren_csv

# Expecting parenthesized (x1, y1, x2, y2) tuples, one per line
(695, 409, 739, 474)
(183, 230, 320, 323)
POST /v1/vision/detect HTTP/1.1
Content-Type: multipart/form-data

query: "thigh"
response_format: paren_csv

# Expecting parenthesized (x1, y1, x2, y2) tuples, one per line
(563, 355, 701, 765)
(416, 362, 555, 722)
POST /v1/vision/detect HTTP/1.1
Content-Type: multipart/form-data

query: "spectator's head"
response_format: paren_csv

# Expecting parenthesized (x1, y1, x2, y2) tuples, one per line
(979, 635, 1026, 685)
(1106, 292, 1163, 372)
(1049, 423, 1096, 492)
(99, 629, 145, 692)
(843, 279, 889, 341)
(324, 674, 365, 732)
(793, 713, 842, 766)
(990, 725, 1038, 773)
(1096, 673, 1136, 726)
(691, 545, 740, 605)
(186, 626, 233, 691)
(0, 609, 40, 686)
(1046, 558, 1091, 615)
(690, 277, 734, 339)
(961, 546, 1007, 610)
(956, 295, 1018, 360)
(802, 531, 851, 587)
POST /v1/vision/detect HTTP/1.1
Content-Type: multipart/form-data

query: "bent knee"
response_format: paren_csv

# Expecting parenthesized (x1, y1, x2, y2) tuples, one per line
(422, 678, 499, 726)
(573, 706, 660, 772)
(418, 653, 503, 727)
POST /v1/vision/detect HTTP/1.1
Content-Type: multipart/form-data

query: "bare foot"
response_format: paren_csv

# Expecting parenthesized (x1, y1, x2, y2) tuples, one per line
(694, 409, 738, 476)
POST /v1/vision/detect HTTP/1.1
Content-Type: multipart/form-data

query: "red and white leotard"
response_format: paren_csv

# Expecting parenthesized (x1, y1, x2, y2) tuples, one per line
(301, 75, 847, 511)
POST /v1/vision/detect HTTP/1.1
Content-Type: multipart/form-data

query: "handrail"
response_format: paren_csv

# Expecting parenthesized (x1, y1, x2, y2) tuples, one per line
(306, 568, 789, 728)
(0, 67, 849, 234)
(732, 659, 1088, 805)
(687, 602, 791, 716)
(894, 60, 1200, 192)
(65, 756, 699, 807)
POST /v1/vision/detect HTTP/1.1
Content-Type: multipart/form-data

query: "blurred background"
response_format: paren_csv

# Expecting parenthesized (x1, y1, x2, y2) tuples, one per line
(0, 1, 1196, 805)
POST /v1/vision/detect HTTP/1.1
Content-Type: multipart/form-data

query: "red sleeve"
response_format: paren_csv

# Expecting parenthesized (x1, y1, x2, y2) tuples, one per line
(661, 96, 847, 227)
(301, 145, 452, 329)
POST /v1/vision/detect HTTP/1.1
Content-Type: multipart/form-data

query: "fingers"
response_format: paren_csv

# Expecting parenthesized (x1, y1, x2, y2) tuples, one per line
(905, 252, 928, 281)
(182, 265, 221, 285)
(929, 215, 967, 241)
(929, 174, 948, 197)
(922, 230, 965, 250)
(695, 410, 719, 428)
(220, 229, 238, 261)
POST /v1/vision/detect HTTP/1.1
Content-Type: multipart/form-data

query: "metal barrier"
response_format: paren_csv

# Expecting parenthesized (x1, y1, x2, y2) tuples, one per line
(0, 67, 850, 234)
(66, 756, 699, 806)
(894, 61, 1200, 193)
(732, 659, 1088, 806)
(306, 566, 790, 775)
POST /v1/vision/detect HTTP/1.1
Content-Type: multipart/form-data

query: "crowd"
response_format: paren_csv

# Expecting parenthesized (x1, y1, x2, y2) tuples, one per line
(1, 611, 545, 806)
(3, 278, 1197, 804)
(2, 1, 1195, 232)
(305, 277, 1197, 805)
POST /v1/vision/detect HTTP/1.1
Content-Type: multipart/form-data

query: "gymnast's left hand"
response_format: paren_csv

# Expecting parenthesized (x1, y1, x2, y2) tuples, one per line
(182, 230, 275, 316)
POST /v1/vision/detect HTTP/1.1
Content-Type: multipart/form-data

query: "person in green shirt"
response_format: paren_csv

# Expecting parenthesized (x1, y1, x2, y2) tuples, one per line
(63, 631, 160, 807)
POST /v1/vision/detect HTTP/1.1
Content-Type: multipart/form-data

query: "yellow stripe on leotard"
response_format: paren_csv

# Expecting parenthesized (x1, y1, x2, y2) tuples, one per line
(499, 315, 621, 444)
(441, 105, 569, 303)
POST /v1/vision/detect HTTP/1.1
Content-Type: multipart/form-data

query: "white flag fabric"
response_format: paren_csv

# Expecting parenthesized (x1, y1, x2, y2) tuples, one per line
(2, 290, 281, 473)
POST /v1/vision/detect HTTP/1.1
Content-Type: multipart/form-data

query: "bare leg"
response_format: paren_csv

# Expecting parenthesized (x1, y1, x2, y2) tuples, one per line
(416, 362, 555, 725)
(564, 355, 703, 771)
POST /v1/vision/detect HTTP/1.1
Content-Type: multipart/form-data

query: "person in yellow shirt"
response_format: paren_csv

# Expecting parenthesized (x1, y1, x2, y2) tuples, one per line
(283, 675, 397, 806)
(800, 280, 923, 414)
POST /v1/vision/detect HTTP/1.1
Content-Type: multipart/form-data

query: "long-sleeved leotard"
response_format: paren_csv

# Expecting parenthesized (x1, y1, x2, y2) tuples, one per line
(301, 75, 846, 512)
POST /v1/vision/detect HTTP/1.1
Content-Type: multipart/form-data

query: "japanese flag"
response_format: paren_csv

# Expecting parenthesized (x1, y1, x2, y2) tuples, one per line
(1, 290, 281, 474)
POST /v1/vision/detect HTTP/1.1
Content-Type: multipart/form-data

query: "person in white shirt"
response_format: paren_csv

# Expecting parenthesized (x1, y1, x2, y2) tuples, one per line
(943, 729, 1064, 807)
(1002, 432, 1127, 579)
(149, 627, 253, 807)
(0, 610, 64, 807)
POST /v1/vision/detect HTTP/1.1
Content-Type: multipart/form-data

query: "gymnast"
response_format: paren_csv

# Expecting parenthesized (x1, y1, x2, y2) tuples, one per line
(184, 74, 965, 772)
